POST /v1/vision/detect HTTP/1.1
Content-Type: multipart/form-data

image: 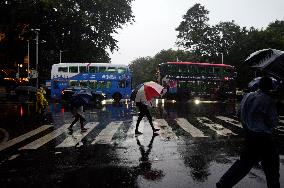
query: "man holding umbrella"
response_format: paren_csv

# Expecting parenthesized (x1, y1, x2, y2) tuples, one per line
(216, 76, 280, 188)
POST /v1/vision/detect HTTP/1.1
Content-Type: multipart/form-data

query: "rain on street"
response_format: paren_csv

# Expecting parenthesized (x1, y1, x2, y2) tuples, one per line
(0, 99, 284, 188)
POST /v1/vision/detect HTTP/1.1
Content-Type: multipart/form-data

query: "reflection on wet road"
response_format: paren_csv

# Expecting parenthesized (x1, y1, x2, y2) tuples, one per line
(0, 100, 284, 187)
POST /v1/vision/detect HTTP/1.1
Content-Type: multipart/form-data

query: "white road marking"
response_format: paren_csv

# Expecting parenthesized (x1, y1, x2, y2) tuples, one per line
(19, 124, 70, 150)
(197, 117, 236, 136)
(216, 116, 242, 128)
(91, 121, 123, 144)
(8, 154, 20, 161)
(155, 119, 177, 140)
(0, 125, 52, 151)
(56, 122, 98, 148)
(126, 116, 137, 139)
(175, 118, 207, 137)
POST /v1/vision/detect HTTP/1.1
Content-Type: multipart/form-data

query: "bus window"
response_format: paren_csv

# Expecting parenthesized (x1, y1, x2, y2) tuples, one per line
(169, 64, 178, 74)
(200, 67, 207, 75)
(80, 81, 88, 87)
(117, 67, 126, 74)
(58, 67, 68, 73)
(70, 81, 77, 87)
(88, 80, 96, 89)
(107, 67, 116, 72)
(106, 81, 112, 88)
(208, 67, 214, 75)
(79, 66, 87, 73)
(99, 67, 107, 72)
(89, 66, 98, 73)
(69, 66, 78, 73)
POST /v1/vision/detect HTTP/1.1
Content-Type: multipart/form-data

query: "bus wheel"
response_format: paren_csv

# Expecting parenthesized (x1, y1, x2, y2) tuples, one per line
(112, 92, 122, 102)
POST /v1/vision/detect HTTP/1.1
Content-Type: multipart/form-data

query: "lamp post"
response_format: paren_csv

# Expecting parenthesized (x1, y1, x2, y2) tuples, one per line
(59, 50, 63, 63)
(27, 40, 30, 78)
(31, 28, 40, 88)
(221, 53, 224, 64)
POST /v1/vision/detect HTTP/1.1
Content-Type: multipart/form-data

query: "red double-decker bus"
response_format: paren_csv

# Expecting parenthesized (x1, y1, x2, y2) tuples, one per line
(157, 62, 236, 101)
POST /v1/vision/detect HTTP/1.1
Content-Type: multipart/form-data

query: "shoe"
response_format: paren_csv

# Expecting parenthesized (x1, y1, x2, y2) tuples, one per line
(152, 128, 160, 132)
(153, 132, 159, 137)
(68, 127, 73, 132)
(81, 127, 88, 132)
(135, 131, 143, 135)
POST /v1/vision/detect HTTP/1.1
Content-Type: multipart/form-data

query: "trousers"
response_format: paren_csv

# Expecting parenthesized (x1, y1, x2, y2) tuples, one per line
(135, 102, 154, 130)
(217, 131, 280, 188)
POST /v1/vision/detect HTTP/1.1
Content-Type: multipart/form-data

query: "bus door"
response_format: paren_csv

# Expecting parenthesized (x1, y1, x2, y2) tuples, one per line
(168, 80, 177, 94)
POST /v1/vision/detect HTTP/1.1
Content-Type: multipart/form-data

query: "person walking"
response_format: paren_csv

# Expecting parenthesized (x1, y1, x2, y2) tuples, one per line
(68, 94, 88, 133)
(135, 100, 159, 135)
(216, 76, 280, 188)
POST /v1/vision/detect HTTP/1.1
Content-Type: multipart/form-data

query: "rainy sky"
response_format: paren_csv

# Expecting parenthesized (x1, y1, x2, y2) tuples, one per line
(110, 0, 284, 65)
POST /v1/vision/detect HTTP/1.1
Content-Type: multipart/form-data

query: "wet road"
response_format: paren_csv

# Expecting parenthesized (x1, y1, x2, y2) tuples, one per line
(0, 100, 284, 188)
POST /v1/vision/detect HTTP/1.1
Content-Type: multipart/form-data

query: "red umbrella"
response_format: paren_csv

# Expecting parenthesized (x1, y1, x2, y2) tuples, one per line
(134, 81, 164, 103)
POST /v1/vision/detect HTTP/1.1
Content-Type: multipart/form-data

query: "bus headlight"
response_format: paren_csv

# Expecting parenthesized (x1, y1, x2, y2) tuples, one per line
(194, 99, 200, 105)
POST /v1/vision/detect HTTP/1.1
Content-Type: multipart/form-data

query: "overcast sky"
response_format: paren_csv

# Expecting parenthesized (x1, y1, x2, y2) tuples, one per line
(110, 0, 284, 65)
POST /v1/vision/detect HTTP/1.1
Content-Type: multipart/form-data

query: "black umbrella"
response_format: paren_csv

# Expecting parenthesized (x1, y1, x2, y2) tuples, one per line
(71, 89, 93, 107)
(244, 48, 284, 80)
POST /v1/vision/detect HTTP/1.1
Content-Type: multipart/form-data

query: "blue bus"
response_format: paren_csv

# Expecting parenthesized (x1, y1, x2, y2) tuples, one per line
(50, 63, 132, 101)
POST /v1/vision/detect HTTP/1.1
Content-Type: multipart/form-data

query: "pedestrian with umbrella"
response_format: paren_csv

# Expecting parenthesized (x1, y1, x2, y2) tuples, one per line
(68, 89, 92, 133)
(216, 76, 280, 188)
(132, 81, 165, 135)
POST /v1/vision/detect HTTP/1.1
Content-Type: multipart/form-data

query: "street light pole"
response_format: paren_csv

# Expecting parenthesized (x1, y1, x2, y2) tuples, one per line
(27, 40, 30, 78)
(31, 28, 40, 88)
(59, 50, 62, 63)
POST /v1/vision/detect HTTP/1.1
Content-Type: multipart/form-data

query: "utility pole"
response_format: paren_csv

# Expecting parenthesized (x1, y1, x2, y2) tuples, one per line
(31, 28, 40, 88)
(27, 40, 30, 78)
(60, 50, 63, 63)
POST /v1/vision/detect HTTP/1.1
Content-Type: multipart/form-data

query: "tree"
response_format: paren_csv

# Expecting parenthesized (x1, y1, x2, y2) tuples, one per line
(0, 0, 134, 80)
(129, 49, 196, 86)
(175, 3, 210, 57)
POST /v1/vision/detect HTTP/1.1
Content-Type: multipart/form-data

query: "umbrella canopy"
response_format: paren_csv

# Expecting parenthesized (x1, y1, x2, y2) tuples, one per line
(248, 77, 278, 91)
(134, 81, 164, 103)
(244, 48, 284, 80)
(71, 89, 93, 107)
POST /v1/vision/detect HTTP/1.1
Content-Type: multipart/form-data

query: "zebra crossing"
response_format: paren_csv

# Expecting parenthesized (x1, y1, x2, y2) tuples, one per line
(1, 115, 284, 153)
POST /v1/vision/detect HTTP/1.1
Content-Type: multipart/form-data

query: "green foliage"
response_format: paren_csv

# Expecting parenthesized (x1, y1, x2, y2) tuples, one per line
(129, 49, 196, 86)
(176, 3, 210, 57)
(176, 3, 284, 88)
(0, 0, 134, 80)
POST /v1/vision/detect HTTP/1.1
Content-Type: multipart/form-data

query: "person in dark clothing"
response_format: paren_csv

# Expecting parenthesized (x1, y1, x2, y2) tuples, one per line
(216, 76, 280, 188)
(68, 96, 87, 133)
(135, 101, 159, 135)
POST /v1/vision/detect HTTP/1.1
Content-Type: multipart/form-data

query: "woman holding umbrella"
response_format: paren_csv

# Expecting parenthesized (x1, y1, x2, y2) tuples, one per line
(133, 82, 164, 135)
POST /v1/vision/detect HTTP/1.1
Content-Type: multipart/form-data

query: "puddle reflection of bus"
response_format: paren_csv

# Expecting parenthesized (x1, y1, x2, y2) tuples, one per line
(157, 62, 236, 101)
(50, 63, 132, 102)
